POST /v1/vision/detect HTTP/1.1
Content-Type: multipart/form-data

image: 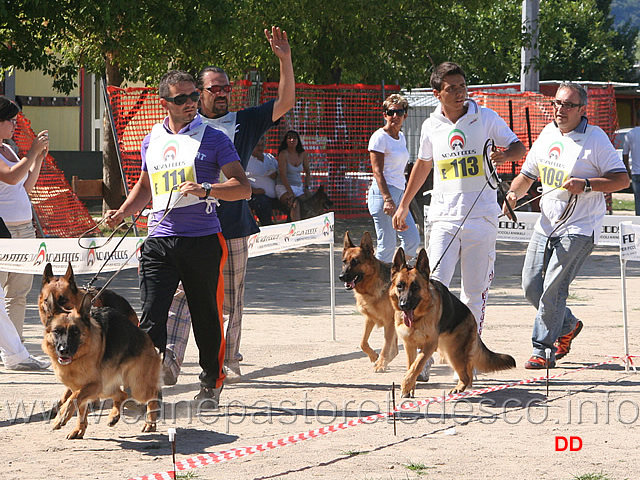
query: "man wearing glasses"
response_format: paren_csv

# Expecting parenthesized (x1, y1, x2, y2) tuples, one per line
(163, 26, 294, 388)
(503, 81, 629, 370)
(106, 70, 251, 404)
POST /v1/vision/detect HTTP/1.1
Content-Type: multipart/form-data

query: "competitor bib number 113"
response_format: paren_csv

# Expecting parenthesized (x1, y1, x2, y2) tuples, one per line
(437, 156, 483, 181)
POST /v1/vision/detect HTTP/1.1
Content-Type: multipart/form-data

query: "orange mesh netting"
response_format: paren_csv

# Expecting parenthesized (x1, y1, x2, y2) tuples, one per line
(472, 84, 619, 177)
(107, 82, 401, 219)
(13, 113, 97, 238)
(107, 83, 619, 219)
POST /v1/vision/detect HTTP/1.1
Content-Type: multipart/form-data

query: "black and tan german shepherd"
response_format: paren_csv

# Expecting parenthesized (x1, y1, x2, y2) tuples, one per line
(339, 231, 398, 372)
(389, 247, 515, 396)
(40, 293, 160, 439)
(40, 262, 138, 326)
(300, 185, 333, 219)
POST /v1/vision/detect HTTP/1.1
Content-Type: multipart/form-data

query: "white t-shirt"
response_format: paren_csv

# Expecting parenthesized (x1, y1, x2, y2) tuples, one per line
(368, 128, 409, 190)
(417, 101, 520, 221)
(521, 119, 627, 243)
(623, 126, 640, 174)
(246, 152, 278, 198)
(0, 150, 32, 223)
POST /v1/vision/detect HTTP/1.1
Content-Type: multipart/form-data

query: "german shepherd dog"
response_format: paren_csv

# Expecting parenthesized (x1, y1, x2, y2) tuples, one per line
(40, 294, 161, 439)
(300, 185, 333, 219)
(40, 262, 138, 326)
(389, 247, 515, 396)
(339, 231, 398, 372)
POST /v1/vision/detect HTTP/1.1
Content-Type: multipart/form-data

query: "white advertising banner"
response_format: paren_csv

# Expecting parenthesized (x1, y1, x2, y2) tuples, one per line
(0, 213, 335, 274)
(424, 206, 640, 247)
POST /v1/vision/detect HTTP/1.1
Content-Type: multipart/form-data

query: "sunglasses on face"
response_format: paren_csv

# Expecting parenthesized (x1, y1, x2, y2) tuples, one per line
(204, 85, 233, 95)
(385, 108, 406, 117)
(164, 92, 201, 105)
(551, 99, 583, 110)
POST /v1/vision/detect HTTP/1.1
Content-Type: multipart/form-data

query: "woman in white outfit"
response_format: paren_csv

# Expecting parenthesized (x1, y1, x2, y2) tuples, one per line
(367, 94, 420, 263)
(0, 96, 50, 370)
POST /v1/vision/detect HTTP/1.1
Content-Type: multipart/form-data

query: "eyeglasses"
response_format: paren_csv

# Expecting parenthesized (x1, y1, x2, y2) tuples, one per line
(551, 99, 583, 110)
(204, 85, 233, 95)
(164, 92, 201, 105)
(385, 108, 406, 116)
(3, 118, 17, 125)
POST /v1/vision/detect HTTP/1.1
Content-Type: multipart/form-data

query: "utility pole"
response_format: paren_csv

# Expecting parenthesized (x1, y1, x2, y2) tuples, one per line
(520, 0, 540, 92)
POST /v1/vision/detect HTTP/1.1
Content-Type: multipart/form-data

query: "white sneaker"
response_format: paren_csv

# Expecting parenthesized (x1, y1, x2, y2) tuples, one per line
(224, 362, 242, 384)
(417, 356, 435, 382)
(6, 355, 51, 371)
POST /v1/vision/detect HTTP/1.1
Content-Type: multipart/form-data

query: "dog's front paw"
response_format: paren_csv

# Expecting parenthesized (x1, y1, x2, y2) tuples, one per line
(66, 428, 85, 440)
(141, 422, 157, 433)
(107, 412, 120, 427)
(373, 361, 387, 373)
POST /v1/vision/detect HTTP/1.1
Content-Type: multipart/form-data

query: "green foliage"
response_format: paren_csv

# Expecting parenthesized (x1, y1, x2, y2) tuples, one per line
(0, 0, 637, 91)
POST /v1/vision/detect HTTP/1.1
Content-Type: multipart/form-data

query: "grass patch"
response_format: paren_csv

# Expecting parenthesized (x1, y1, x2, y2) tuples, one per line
(568, 291, 591, 301)
(613, 199, 635, 212)
(571, 473, 617, 480)
(176, 472, 199, 480)
(341, 449, 369, 456)
(403, 461, 435, 475)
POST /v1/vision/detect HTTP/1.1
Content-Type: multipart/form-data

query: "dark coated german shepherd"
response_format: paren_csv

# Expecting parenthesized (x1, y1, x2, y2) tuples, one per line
(339, 231, 398, 372)
(39, 262, 138, 326)
(389, 247, 515, 396)
(40, 294, 161, 439)
(300, 185, 333, 219)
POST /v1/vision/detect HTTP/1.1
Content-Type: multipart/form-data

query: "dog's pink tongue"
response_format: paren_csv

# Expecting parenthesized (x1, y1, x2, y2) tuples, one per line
(345, 280, 356, 289)
(403, 310, 414, 328)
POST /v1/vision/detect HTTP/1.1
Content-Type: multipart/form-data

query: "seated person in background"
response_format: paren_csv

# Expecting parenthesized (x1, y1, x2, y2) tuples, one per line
(276, 130, 310, 221)
(247, 136, 279, 225)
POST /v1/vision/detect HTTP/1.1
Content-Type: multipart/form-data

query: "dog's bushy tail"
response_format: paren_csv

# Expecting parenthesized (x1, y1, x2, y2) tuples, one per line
(474, 338, 516, 373)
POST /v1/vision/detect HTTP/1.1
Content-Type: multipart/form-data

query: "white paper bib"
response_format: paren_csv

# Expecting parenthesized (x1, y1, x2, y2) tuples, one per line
(432, 102, 487, 194)
(535, 126, 592, 201)
(145, 123, 206, 212)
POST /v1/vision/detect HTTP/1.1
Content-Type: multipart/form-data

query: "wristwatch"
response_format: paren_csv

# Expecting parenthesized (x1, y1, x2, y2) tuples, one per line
(200, 182, 212, 200)
(583, 178, 592, 193)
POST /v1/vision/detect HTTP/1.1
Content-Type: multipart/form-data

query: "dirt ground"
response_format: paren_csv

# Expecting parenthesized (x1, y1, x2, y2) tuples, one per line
(2, 204, 640, 480)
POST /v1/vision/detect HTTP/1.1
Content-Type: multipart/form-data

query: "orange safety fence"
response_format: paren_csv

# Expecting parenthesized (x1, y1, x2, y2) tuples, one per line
(107, 83, 619, 220)
(13, 113, 97, 238)
(107, 82, 401, 219)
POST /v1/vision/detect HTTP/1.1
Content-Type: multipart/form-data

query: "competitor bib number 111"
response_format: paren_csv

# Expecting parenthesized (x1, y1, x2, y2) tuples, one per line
(151, 166, 196, 196)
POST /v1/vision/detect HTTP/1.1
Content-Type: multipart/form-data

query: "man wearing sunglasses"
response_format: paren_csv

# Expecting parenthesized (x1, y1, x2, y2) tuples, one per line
(394, 62, 525, 341)
(163, 26, 295, 386)
(106, 70, 251, 404)
(503, 82, 629, 370)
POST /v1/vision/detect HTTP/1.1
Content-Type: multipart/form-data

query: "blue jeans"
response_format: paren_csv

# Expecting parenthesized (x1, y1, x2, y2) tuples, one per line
(632, 174, 640, 216)
(367, 183, 421, 263)
(522, 230, 594, 361)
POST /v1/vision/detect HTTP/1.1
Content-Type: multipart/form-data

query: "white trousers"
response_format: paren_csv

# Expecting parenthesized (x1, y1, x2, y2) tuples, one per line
(426, 216, 497, 334)
(0, 287, 30, 367)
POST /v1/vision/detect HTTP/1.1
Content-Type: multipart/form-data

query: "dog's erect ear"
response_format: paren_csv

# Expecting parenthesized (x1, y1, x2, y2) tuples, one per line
(415, 249, 430, 279)
(344, 231, 355, 249)
(360, 232, 374, 257)
(64, 261, 79, 294)
(40, 291, 57, 326)
(42, 263, 54, 286)
(391, 247, 407, 274)
(79, 291, 93, 319)
(317, 185, 324, 194)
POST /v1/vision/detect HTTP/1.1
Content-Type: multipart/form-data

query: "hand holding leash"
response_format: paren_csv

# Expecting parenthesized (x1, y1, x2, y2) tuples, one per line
(484, 139, 517, 223)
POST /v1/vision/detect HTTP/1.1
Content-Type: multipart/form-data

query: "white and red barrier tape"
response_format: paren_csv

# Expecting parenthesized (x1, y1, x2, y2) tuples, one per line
(127, 355, 637, 480)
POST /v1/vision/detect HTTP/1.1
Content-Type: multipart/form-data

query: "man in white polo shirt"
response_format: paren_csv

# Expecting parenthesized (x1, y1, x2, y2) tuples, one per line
(622, 109, 640, 215)
(504, 81, 629, 369)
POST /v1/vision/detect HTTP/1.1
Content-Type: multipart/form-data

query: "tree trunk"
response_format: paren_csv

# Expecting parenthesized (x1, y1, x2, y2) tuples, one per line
(102, 54, 124, 214)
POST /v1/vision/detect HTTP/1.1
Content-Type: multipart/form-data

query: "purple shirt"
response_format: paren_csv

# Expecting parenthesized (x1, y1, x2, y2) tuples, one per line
(141, 114, 240, 237)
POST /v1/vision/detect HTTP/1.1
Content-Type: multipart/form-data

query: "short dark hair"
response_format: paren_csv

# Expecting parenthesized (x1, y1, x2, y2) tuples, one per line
(278, 130, 305, 154)
(557, 81, 588, 107)
(0, 96, 20, 121)
(159, 70, 195, 98)
(430, 62, 466, 91)
(196, 66, 228, 89)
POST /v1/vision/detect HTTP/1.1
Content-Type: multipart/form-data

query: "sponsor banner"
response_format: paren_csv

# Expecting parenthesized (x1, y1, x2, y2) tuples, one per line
(247, 213, 334, 257)
(424, 206, 640, 247)
(0, 214, 335, 273)
(619, 221, 640, 261)
(0, 237, 144, 274)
